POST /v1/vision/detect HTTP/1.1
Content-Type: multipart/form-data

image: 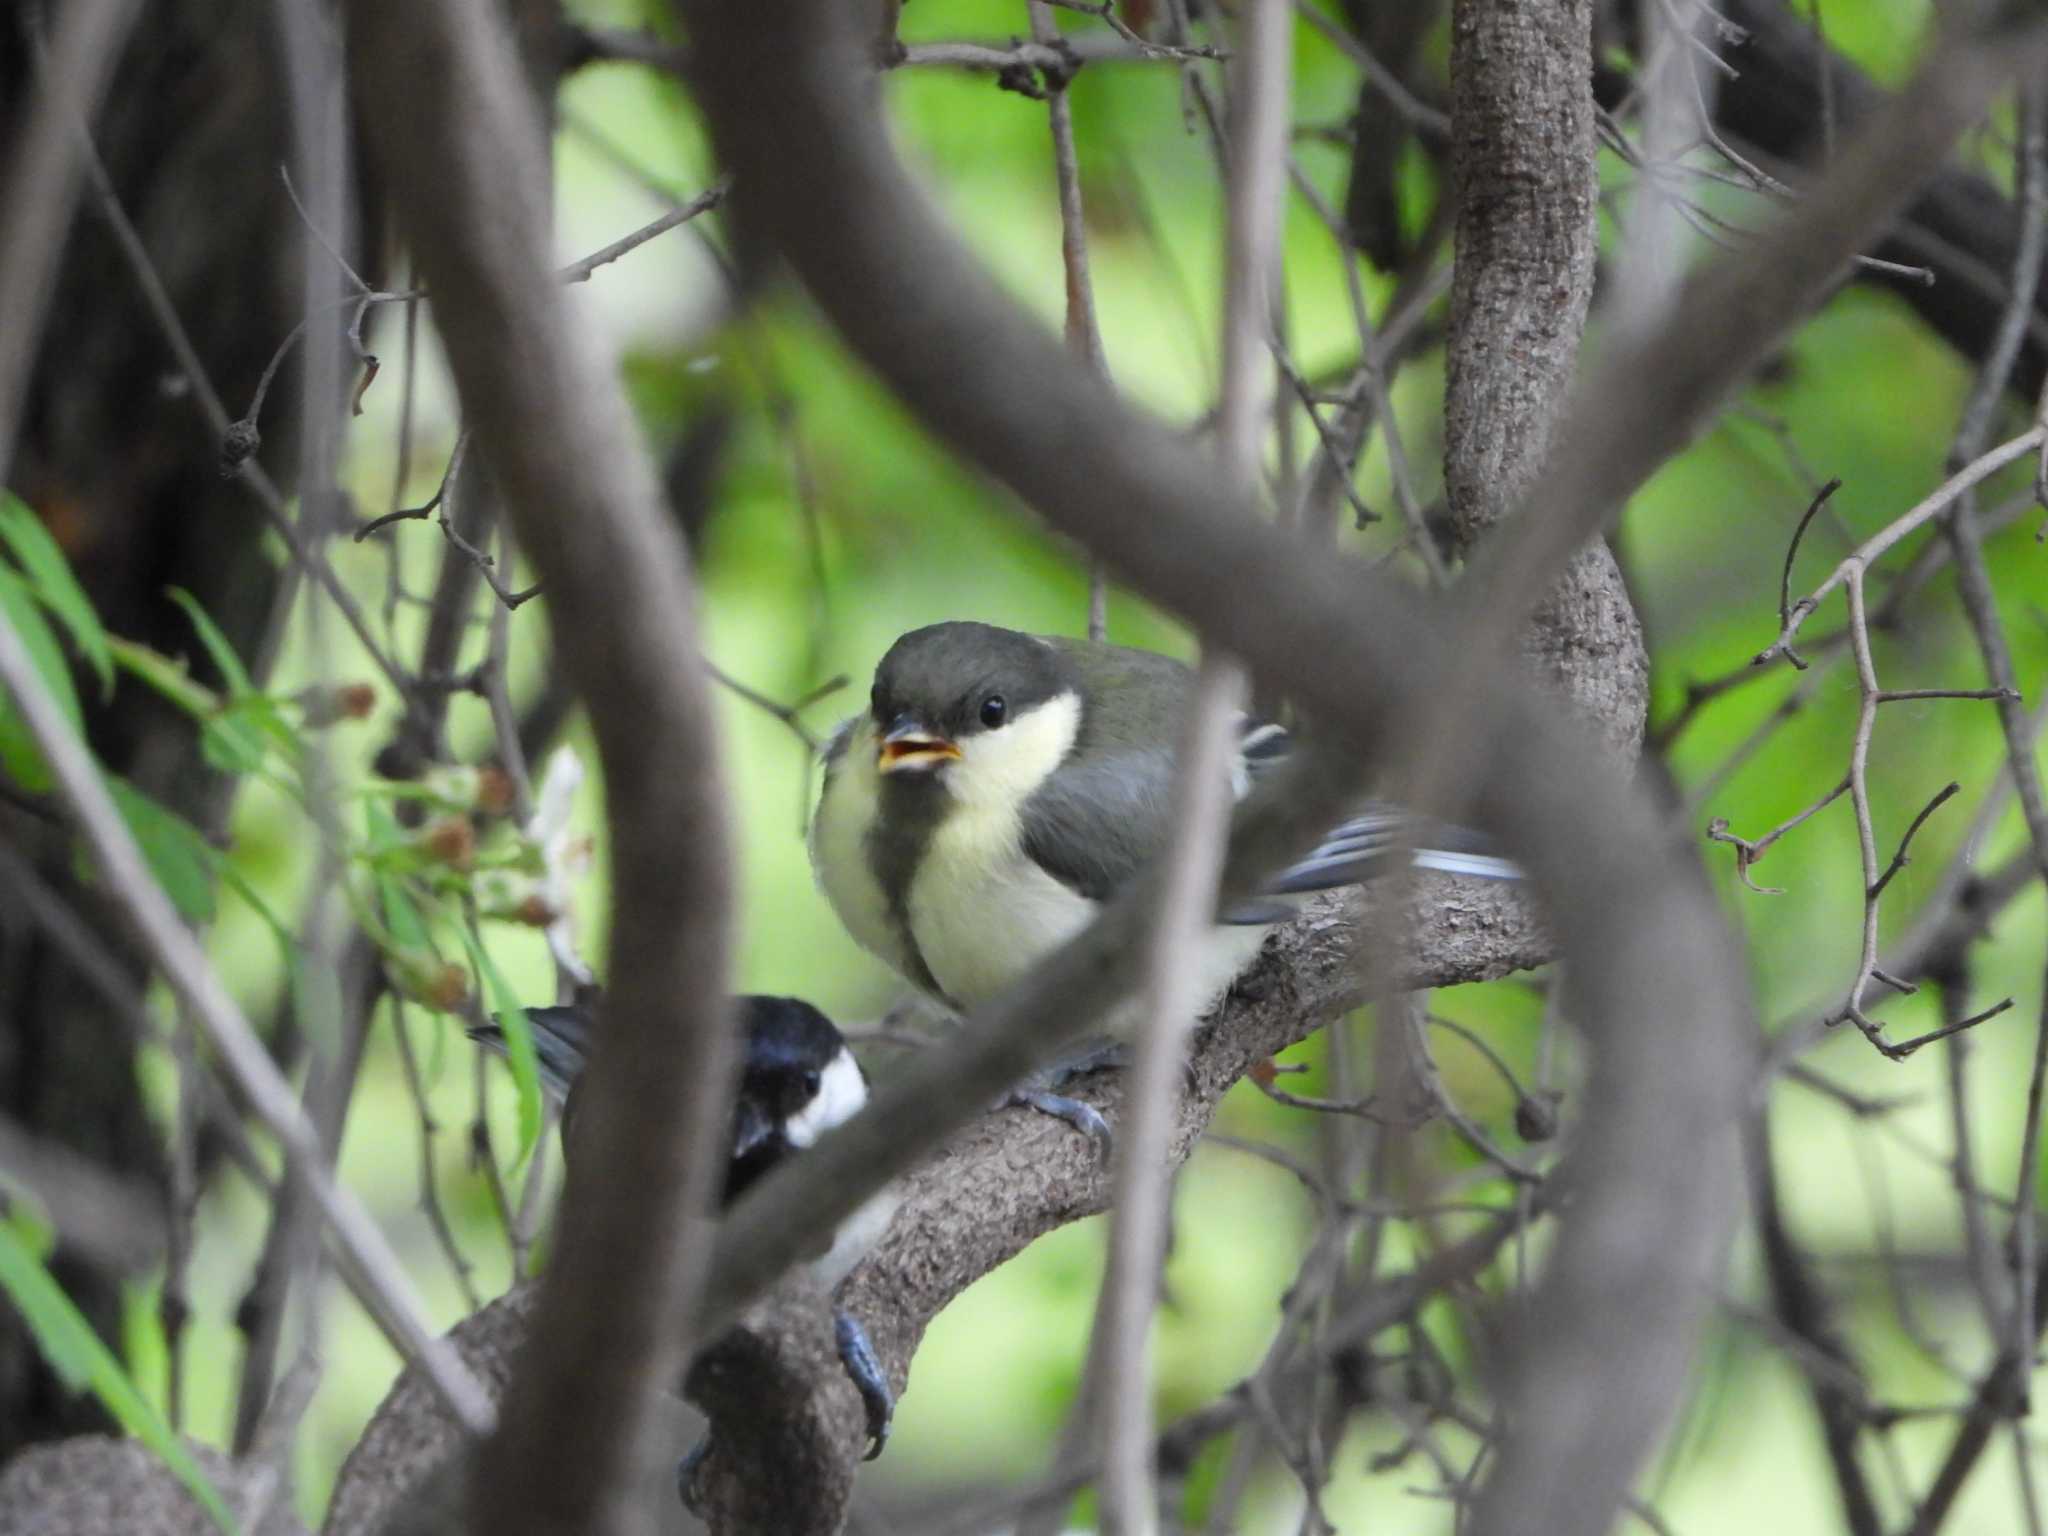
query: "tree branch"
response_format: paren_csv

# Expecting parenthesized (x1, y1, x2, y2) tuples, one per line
(348, 1, 738, 1532)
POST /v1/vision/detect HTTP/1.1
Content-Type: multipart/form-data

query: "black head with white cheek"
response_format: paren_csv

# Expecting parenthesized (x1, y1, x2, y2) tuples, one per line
(868, 622, 1077, 786)
(724, 995, 868, 1203)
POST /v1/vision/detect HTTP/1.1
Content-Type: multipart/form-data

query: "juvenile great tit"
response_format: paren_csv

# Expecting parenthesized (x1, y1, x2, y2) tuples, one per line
(469, 993, 896, 1463)
(811, 621, 1518, 1021)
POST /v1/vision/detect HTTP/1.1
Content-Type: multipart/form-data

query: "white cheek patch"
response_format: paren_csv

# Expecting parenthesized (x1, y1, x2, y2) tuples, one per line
(784, 1048, 868, 1149)
(945, 690, 1083, 812)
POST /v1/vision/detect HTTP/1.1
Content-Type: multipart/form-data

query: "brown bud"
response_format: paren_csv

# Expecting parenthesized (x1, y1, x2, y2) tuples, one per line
(1515, 1092, 1561, 1143)
(417, 815, 476, 870)
(474, 764, 516, 817)
(296, 682, 377, 727)
(389, 951, 472, 1012)
(474, 870, 558, 927)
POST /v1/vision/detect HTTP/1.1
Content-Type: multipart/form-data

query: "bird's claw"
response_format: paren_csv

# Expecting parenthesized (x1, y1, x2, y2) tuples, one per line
(676, 1434, 710, 1513)
(1005, 1086, 1114, 1159)
(1000, 1040, 1124, 1158)
(835, 1308, 893, 1460)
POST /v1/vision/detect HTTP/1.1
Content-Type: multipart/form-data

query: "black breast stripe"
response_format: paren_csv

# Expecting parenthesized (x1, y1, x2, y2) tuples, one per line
(866, 781, 954, 1005)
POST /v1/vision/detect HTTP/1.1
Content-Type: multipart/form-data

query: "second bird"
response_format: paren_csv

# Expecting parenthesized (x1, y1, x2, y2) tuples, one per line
(810, 621, 1518, 1020)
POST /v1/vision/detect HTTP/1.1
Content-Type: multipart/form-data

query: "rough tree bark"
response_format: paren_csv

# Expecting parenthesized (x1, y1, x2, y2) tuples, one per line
(1446, 0, 1648, 760)
(0, 0, 305, 1459)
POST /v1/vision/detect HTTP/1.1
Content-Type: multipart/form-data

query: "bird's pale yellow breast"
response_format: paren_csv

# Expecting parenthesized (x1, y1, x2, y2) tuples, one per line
(810, 716, 914, 976)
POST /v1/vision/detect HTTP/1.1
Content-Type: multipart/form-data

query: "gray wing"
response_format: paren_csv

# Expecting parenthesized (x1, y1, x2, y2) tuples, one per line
(1022, 700, 1519, 915)
(1020, 745, 1182, 902)
(1224, 720, 1520, 924)
(820, 713, 857, 771)
(468, 1001, 592, 1101)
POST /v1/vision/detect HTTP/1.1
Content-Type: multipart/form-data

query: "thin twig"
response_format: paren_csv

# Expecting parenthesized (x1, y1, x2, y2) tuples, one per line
(64, 85, 416, 704)
(1093, 5, 1288, 1528)
(1707, 776, 1850, 894)
(1868, 780, 1961, 900)
(1754, 429, 2046, 667)
(1774, 477, 1843, 669)
(389, 996, 482, 1310)
(1025, 0, 1114, 641)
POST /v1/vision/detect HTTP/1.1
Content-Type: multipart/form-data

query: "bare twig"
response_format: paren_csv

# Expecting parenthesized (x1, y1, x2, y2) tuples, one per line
(1707, 775, 1850, 894)
(1021, 0, 1114, 640)
(1867, 780, 1961, 901)
(558, 177, 731, 283)
(1094, 8, 1288, 1524)
(1754, 428, 2046, 667)
(1291, 0, 1448, 140)
(1774, 477, 1843, 669)
(64, 105, 415, 702)
(389, 997, 481, 1309)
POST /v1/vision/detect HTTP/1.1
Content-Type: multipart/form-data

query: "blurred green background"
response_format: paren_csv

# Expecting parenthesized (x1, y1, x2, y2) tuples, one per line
(86, 0, 2048, 1528)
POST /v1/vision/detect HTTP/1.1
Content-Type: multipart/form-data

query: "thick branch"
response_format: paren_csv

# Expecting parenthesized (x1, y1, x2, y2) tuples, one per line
(324, 883, 1545, 1536)
(348, 2, 737, 1534)
(1443, 0, 1647, 759)
(0, 1435, 308, 1536)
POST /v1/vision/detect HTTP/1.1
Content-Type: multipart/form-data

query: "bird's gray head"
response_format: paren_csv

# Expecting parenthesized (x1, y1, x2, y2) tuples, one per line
(868, 622, 1078, 782)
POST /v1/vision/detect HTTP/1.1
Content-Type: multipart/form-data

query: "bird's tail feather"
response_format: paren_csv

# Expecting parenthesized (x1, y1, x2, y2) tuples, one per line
(466, 1002, 591, 1102)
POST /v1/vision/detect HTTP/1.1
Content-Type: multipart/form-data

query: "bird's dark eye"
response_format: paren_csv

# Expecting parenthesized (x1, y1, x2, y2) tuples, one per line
(801, 1069, 822, 1098)
(979, 694, 1007, 729)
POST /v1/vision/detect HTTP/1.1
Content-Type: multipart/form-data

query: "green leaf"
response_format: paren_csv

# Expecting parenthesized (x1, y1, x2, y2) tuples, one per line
(108, 637, 218, 719)
(0, 1222, 238, 1534)
(364, 802, 431, 949)
(165, 587, 252, 696)
(0, 564, 84, 792)
(196, 713, 266, 778)
(458, 923, 542, 1163)
(0, 1170, 56, 1260)
(104, 777, 217, 924)
(0, 491, 113, 697)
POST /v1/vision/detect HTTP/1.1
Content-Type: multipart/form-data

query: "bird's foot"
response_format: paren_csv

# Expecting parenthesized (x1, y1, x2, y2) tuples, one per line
(835, 1308, 893, 1460)
(1005, 1086, 1113, 1154)
(676, 1435, 710, 1513)
(1001, 1039, 1125, 1156)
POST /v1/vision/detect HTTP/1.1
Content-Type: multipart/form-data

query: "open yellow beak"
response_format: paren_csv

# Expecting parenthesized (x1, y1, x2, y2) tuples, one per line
(878, 720, 961, 774)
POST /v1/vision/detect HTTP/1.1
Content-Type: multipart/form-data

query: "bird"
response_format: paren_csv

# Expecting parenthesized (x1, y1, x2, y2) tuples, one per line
(810, 620, 1518, 1028)
(469, 992, 897, 1469)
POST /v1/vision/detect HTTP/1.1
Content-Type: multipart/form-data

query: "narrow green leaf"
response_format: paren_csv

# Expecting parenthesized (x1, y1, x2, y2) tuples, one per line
(108, 636, 219, 718)
(0, 491, 113, 696)
(364, 802, 431, 949)
(0, 1223, 238, 1534)
(0, 1170, 56, 1260)
(0, 565, 83, 792)
(196, 713, 266, 777)
(458, 923, 542, 1163)
(165, 587, 252, 696)
(104, 777, 217, 924)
